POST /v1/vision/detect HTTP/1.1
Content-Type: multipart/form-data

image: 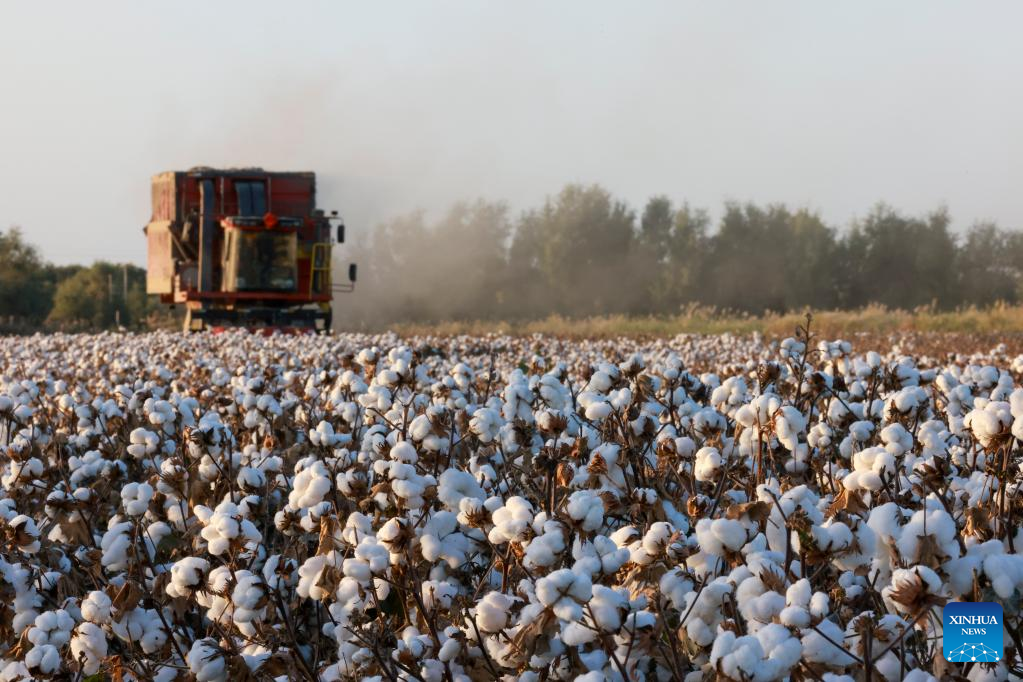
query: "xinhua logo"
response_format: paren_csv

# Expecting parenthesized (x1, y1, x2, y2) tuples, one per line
(943, 602, 1003, 663)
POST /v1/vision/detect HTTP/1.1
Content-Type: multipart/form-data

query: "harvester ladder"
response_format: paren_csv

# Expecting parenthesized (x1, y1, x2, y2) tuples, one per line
(311, 243, 331, 295)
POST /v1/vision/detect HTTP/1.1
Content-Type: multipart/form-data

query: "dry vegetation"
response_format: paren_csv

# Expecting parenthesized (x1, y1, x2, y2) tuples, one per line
(386, 305, 1023, 341)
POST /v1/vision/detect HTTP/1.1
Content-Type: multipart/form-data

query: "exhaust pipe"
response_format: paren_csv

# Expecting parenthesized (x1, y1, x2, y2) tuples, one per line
(197, 179, 216, 293)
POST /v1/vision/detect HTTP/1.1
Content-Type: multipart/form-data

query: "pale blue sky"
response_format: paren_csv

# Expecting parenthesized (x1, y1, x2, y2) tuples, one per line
(1, 2, 1021, 265)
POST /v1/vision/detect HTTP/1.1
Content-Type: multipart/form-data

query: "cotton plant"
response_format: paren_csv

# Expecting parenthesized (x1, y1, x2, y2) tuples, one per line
(0, 330, 1020, 679)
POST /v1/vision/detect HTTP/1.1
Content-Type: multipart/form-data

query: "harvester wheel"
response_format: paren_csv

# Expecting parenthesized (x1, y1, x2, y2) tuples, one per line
(183, 309, 205, 333)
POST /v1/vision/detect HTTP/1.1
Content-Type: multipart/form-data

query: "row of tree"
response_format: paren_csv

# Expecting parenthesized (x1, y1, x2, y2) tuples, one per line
(5, 185, 1022, 332)
(346, 185, 1023, 325)
(0, 228, 150, 332)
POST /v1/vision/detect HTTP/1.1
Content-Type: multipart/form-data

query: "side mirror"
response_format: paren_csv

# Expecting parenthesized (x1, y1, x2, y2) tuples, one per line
(348, 263, 358, 283)
(336, 222, 346, 244)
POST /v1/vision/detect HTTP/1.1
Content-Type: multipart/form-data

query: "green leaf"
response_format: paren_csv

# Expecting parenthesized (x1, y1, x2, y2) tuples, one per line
(380, 587, 404, 617)
(156, 532, 181, 559)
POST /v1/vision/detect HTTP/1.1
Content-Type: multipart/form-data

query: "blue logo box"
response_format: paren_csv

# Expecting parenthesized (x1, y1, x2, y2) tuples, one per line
(943, 602, 1003, 663)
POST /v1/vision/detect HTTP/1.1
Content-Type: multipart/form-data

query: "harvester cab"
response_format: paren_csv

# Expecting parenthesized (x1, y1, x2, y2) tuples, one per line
(144, 168, 356, 332)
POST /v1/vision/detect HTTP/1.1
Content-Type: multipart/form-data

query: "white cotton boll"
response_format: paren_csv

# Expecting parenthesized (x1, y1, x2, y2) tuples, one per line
(757, 623, 802, 680)
(100, 521, 134, 571)
(289, 461, 333, 509)
(297, 552, 342, 600)
(200, 501, 262, 556)
(774, 406, 806, 452)
(236, 465, 266, 490)
(588, 585, 626, 632)
(809, 592, 830, 618)
(609, 387, 631, 411)
(640, 521, 678, 558)
(25, 643, 61, 674)
(694, 446, 723, 482)
(779, 605, 810, 628)
(422, 580, 458, 611)
(591, 535, 630, 574)
(849, 419, 876, 444)
(801, 618, 854, 668)
(81, 590, 112, 624)
(70, 621, 108, 675)
(883, 567, 944, 615)
(866, 502, 904, 544)
(28, 609, 74, 648)
(390, 441, 419, 464)
(880, 423, 913, 456)
(126, 427, 160, 459)
(309, 420, 340, 447)
(895, 501, 958, 566)
(656, 568, 692, 611)
(231, 573, 267, 633)
(489, 496, 534, 544)
(693, 407, 726, 438)
(609, 525, 639, 548)
(964, 400, 1012, 449)
(737, 578, 785, 628)
(456, 496, 486, 527)
(785, 579, 812, 609)
(438, 637, 460, 663)
(535, 569, 592, 621)
(503, 378, 534, 422)
(562, 621, 596, 646)
(437, 468, 485, 510)
(167, 557, 210, 599)
(585, 370, 613, 394)
(811, 521, 853, 553)
(120, 481, 154, 516)
(3, 456, 37, 493)
(469, 407, 502, 443)
(188, 638, 228, 682)
(566, 490, 604, 531)
(524, 523, 567, 569)
(342, 557, 371, 582)
(695, 518, 747, 556)
(7, 514, 40, 553)
(110, 607, 166, 653)
(956, 470, 998, 508)
(419, 511, 469, 568)
(355, 536, 390, 573)
(476, 591, 518, 632)
(843, 446, 895, 492)
(262, 554, 298, 592)
(710, 631, 764, 681)
(982, 553, 1023, 600)
(584, 400, 612, 421)
(412, 412, 448, 450)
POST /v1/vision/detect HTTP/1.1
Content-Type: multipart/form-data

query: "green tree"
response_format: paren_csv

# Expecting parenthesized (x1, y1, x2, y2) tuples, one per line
(524, 184, 636, 316)
(0, 227, 52, 322)
(47, 262, 149, 330)
(847, 205, 957, 309)
(634, 196, 674, 313)
(346, 200, 512, 325)
(956, 222, 1019, 305)
(428, 200, 512, 320)
(635, 198, 711, 312)
(780, 209, 839, 310)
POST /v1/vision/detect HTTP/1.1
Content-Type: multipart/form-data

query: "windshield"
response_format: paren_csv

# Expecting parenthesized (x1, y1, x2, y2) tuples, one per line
(225, 229, 297, 292)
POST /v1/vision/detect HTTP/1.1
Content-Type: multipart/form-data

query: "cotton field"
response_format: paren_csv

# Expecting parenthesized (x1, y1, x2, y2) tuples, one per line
(0, 328, 1021, 682)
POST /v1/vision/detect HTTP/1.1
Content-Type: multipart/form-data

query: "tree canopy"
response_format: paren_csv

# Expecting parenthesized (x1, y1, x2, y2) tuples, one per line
(346, 187, 1023, 326)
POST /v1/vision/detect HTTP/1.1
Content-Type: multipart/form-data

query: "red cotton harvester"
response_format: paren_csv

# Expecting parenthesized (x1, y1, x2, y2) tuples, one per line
(144, 168, 356, 332)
